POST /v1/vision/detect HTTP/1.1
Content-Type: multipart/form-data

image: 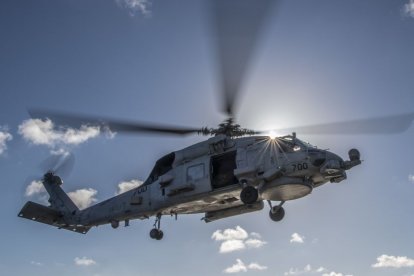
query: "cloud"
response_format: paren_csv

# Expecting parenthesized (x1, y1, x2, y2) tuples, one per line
(68, 189, 98, 210)
(322, 273, 353, 276)
(248, 263, 267, 271)
(245, 238, 267, 248)
(115, 0, 151, 16)
(18, 119, 100, 150)
(220, 240, 246, 254)
(223, 259, 267, 274)
(409, 174, 414, 183)
(212, 226, 267, 253)
(372, 254, 414, 268)
(284, 264, 327, 275)
(290, 233, 305, 243)
(404, 0, 414, 17)
(74, 257, 96, 266)
(25, 180, 49, 204)
(0, 128, 12, 155)
(25, 180, 46, 197)
(212, 226, 248, 241)
(116, 179, 143, 195)
(30, 261, 43, 266)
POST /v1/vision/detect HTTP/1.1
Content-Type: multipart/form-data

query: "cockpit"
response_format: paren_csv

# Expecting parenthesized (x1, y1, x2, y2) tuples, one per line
(276, 135, 315, 153)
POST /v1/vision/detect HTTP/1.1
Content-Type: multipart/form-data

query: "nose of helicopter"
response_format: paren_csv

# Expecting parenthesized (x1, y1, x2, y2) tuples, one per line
(319, 150, 347, 183)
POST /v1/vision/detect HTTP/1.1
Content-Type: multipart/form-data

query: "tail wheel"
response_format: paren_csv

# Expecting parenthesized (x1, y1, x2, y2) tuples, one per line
(269, 206, 285, 222)
(240, 186, 258, 204)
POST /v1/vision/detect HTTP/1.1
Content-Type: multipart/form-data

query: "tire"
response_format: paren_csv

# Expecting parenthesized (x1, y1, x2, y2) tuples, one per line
(240, 186, 259, 204)
(269, 206, 285, 222)
(150, 228, 159, 239)
(156, 230, 164, 240)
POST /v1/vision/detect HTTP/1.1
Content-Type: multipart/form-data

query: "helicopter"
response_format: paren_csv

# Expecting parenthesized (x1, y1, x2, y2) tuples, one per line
(18, 0, 413, 240)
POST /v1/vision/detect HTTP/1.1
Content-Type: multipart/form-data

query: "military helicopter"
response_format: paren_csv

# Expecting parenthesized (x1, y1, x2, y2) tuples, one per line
(18, 0, 413, 240)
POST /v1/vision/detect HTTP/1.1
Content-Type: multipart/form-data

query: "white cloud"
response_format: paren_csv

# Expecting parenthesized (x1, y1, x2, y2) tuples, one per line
(409, 174, 414, 183)
(224, 259, 247, 274)
(248, 263, 267, 271)
(322, 272, 353, 276)
(116, 179, 143, 195)
(223, 259, 267, 274)
(245, 238, 267, 248)
(212, 226, 267, 254)
(372, 254, 414, 268)
(68, 188, 98, 210)
(220, 239, 246, 254)
(18, 118, 100, 149)
(0, 128, 12, 155)
(25, 180, 46, 197)
(284, 264, 327, 275)
(74, 257, 96, 266)
(115, 0, 151, 16)
(212, 226, 248, 241)
(404, 0, 414, 17)
(290, 233, 305, 244)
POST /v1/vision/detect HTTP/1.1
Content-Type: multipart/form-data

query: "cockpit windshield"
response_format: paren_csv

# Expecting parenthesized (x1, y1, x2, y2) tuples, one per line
(277, 136, 314, 153)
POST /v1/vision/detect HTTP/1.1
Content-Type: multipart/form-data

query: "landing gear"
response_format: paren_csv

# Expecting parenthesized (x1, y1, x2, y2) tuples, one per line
(240, 186, 258, 204)
(149, 213, 164, 240)
(268, 200, 285, 222)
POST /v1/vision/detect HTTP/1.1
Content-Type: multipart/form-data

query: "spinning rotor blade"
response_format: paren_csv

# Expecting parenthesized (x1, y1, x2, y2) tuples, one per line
(260, 112, 414, 135)
(40, 152, 75, 177)
(29, 109, 202, 136)
(210, 0, 275, 116)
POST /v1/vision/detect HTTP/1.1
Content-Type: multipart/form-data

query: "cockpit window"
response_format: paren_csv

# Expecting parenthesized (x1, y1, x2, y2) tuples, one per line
(278, 137, 311, 153)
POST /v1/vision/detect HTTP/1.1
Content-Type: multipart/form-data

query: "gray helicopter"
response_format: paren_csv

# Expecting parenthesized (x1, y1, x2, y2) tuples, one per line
(18, 0, 413, 240)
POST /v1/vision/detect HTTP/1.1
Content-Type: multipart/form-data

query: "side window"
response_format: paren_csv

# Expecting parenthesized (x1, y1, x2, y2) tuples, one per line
(187, 164, 205, 182)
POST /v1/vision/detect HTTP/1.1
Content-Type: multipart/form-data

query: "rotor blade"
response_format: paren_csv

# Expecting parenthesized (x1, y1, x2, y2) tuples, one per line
(28, 109, 202, 136)
(39, 152, 75, 177)
(259, 112, 414, 135)
(210, 0, 275, 116)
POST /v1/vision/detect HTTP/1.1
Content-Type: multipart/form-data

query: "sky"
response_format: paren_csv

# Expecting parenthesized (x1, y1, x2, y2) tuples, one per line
(1, 0, 414, 275)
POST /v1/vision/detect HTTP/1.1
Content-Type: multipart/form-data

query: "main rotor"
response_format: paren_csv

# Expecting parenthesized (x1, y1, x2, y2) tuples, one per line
(27, 0, 413, 139)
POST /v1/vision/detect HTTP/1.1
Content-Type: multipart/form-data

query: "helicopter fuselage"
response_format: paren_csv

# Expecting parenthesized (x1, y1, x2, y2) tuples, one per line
(74, 134, 360, 229)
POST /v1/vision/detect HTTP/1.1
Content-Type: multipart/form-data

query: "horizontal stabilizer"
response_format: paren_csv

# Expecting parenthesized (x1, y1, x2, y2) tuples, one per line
(18, 201, 91, 234)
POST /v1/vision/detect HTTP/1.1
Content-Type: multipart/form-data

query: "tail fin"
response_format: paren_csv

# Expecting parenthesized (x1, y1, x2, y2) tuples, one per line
(18, 172, 90, 234)
(42, 172, 79, 214)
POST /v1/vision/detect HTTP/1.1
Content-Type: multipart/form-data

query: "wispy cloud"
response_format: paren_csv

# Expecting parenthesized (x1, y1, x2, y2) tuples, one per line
(74, 256, 96, 266)
(372, 254, 414, 268)
(30, 261, 43, 266)
(223, 259, 267, 274)
(115, 0, 151, 16)
(290, 232, 305, 244)
(116, 179, 143, 195)
(212, 226, 267, 253)
(284, 264, 326, 275)
(68, 189, 98, 210)
(284, 265, 351, 276)
(409, 174, 414, 183)
(404, 0, 414, 17)
(18, 119, 102, 153)
(0, 127, 12, 156)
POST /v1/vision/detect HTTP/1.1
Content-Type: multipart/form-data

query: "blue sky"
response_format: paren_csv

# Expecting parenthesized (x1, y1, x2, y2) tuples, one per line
(1, 0, 414, 275)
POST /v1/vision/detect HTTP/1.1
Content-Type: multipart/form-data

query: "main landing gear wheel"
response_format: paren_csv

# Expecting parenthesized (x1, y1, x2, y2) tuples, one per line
(240, 186, 258, 204)
(150, 213, 164, 240)
(269, 206, 285, 222)
(150, 228, 164, 240)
